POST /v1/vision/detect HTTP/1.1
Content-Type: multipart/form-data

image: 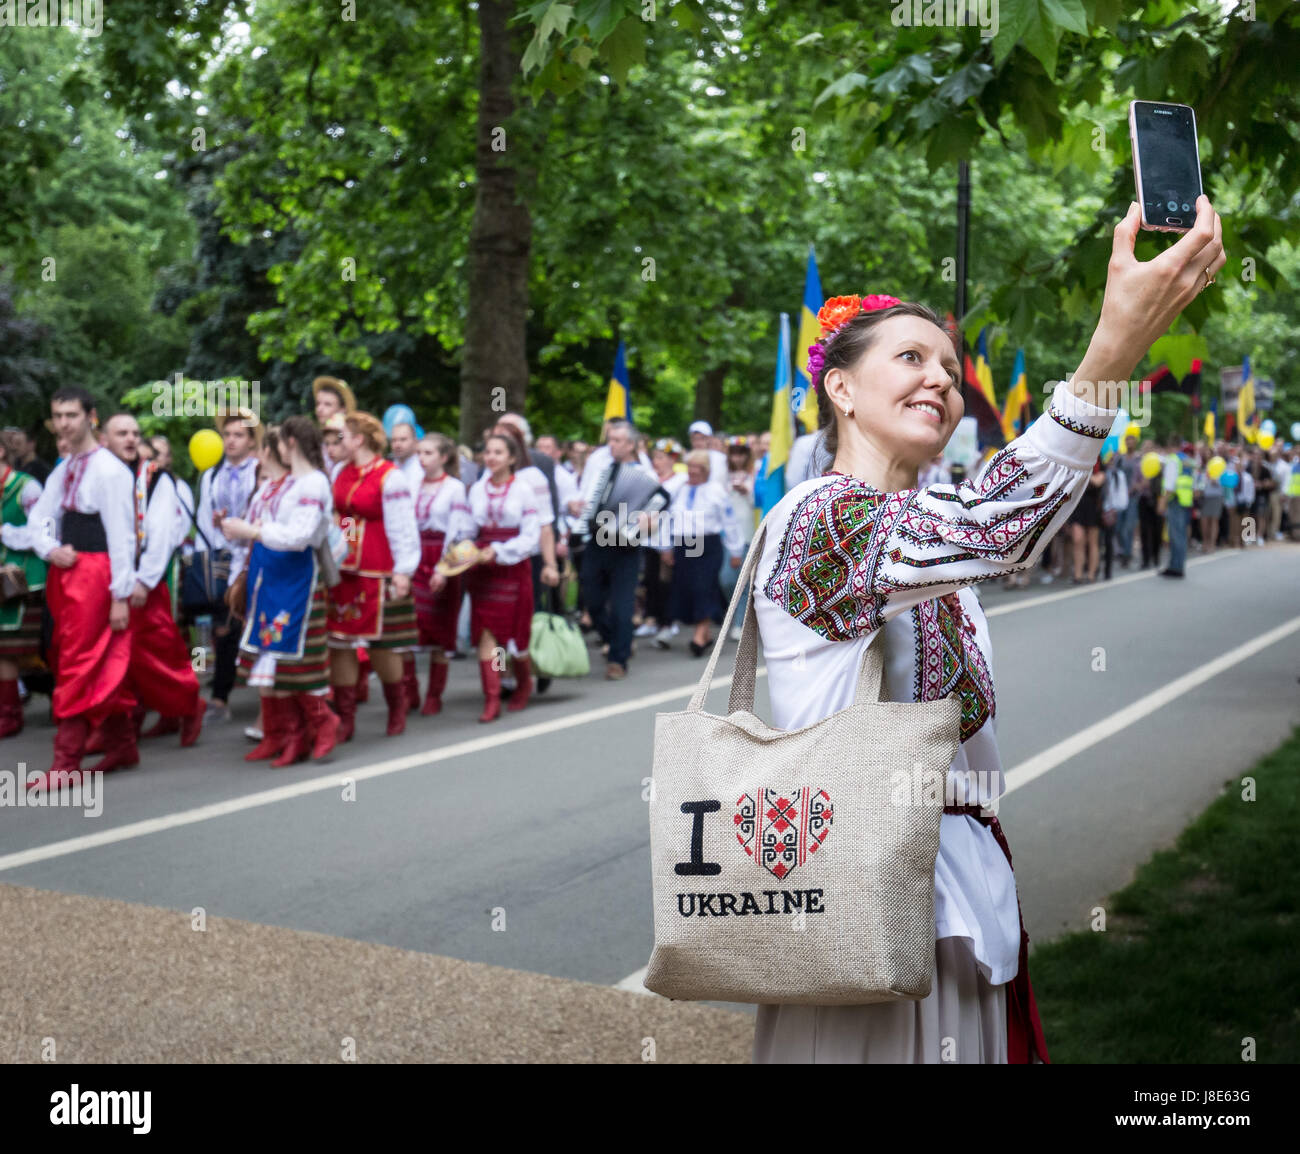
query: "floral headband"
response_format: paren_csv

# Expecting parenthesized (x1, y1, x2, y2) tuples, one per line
(806, 293, 903, 392)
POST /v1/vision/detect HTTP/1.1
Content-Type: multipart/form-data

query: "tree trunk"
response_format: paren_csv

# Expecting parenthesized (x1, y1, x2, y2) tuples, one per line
(460, 0, 532, 444)
(693, 361, 730, 431)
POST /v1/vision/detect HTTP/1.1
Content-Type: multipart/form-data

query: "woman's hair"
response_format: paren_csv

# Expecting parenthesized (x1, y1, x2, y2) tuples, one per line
(814, 301, 947, 458)
(685, 449, 711, 470)
(485, 430, 524, 472)
(421, 432, 460, 479)
(343, 411, 387, 455)
(261, 426, 287, 471)
(279, 415, 325, 471)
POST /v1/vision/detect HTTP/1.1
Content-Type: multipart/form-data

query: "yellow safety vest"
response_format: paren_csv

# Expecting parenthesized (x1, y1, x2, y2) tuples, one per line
(1174, 462, 1194, 508)
(1288, 468, 1300, 497)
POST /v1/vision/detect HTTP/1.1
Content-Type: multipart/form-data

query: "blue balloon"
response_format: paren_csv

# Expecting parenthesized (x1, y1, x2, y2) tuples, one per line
(1222, 471, 1239, 490)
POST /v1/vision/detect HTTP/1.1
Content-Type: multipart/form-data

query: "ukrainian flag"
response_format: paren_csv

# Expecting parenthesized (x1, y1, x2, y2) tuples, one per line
(768, 312, 794, 493)
(1238, 354, 1256, 444)
(604, 341, 630, 421)
(793, 247, 823, 434)
(1000, 348, 1030, 441)
(1204, 399, 1216, 444)
(974, 328, 999, 418)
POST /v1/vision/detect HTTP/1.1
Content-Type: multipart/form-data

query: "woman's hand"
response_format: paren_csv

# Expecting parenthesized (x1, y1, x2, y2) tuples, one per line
(430, 571, 446, 594)
(220, 516, 256, 542)
(477, 545, 496, 566)
(540, 562, 560, 587)
(1074, 197, 1226, 398)
(390, 573, 411, 600)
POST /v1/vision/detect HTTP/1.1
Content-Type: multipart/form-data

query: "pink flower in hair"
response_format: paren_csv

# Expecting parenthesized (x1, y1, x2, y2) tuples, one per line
(861, 293, 902, 312)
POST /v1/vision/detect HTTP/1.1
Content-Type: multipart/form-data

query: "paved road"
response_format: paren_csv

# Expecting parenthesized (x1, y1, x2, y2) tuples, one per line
(2, 542, 1297, 1058)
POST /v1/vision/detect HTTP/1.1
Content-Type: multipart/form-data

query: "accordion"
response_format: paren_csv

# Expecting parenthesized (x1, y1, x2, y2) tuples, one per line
(575, 463, 670, 547)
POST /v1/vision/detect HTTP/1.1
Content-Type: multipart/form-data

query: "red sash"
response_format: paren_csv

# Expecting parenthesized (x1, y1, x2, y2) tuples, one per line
(944, 803, 1050, 1064)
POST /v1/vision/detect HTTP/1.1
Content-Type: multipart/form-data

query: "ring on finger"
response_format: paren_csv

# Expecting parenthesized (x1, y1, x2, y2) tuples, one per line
(1202, 266, 1216, 291)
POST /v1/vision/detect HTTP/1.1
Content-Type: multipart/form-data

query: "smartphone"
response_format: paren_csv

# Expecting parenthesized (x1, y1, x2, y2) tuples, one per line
(1129, 100, 1203, 233)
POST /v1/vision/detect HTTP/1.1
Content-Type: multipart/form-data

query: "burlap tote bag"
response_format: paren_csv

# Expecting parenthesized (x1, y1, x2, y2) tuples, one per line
(644, 516, 963, 1005)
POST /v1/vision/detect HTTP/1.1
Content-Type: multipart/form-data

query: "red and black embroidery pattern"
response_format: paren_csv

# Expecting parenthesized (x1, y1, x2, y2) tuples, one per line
(763, 470, 1064, 641)
(735, 787, 833, 880)
(911, 591, 995, 743)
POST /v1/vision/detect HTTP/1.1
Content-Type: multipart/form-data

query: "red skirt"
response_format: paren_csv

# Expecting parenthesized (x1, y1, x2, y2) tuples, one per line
(46, 553, 135, 724)
(465, 527, 533, 652)
(413, 530, 462, 650)
(127, 581, 201, 717)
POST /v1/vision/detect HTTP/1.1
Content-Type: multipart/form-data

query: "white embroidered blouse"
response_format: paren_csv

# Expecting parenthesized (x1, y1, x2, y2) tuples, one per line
(467, 474, 541, 567)
(753, 380, 1119, 985)
(228, 471, 334, 582)
(415, 474, 475, 543)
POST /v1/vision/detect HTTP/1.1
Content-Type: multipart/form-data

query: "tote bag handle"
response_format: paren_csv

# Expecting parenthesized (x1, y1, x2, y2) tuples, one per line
(686, 511, 885, 715)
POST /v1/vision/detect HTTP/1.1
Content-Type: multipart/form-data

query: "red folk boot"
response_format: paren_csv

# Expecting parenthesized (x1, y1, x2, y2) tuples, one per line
(506, 654, 533, 712)
(271, 696, 310, 767)
(331, 683, 358, 743)
(87, 710, 140, 775)
(299, 693, 340, 761)
(27, 716, 90, 792)
(382, 678, 409, 737)
(403, 653, 420, 709)
(179, 702, 204, 749)
(478, 659, 501, 724)
(0, 679, 23, 739)
(244, 695, 288, 762)
(421, 660, 449, 716)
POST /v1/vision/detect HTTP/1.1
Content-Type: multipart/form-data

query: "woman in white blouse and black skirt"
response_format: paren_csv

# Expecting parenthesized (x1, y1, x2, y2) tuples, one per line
(664, 450, 742, 656)
(751, 199, 1224, 1063)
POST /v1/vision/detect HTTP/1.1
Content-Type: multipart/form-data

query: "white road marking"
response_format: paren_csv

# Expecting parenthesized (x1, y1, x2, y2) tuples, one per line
(1002, 612, 1300, 797)
(613, 965, 650, 995)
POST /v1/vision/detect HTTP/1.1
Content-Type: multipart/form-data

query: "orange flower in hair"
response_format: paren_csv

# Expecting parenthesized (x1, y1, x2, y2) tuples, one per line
(817, 296, 864, 337)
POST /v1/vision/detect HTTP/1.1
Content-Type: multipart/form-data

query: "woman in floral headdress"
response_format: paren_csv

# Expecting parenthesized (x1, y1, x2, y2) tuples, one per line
(750, 200, 1225, 1063)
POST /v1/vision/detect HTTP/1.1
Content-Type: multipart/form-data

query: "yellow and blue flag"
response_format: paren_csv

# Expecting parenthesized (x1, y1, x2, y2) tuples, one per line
(1000, 348, 1031, 440)
(1238, 354, 1256, 444)
(768, 312, 794, 495)
(604, 341, 630, 421)
(974, 328, 999, 417)
(1204, 399, 1216, 444)
(793, 247, 823, 435)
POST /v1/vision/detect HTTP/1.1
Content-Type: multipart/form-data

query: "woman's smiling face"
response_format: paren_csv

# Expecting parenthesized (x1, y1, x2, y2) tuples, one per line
(824, 315, 965, 467)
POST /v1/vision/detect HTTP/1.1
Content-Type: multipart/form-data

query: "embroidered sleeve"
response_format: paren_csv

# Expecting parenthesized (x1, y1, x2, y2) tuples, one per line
(446, 479, 475, 544)
(381, 468, 421, 575)
(761, 380, 1117, 641)
(135, 475, 178, 591)
(490, 498, 541, 566)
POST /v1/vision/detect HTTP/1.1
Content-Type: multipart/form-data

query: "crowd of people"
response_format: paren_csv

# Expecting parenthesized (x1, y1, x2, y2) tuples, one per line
(2, 377, 1297, 791)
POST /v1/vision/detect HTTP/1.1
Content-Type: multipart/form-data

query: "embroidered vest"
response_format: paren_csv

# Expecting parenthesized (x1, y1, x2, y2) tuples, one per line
(334, 458, 396, 575)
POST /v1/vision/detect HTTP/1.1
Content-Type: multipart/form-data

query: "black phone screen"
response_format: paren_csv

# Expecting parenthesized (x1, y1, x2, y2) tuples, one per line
(1133, 102, 1202, 229)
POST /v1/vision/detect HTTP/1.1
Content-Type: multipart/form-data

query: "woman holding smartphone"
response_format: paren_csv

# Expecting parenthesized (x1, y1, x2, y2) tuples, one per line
(752, 198, 1225, 1064)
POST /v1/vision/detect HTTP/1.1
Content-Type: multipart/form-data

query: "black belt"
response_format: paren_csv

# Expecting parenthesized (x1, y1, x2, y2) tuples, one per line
(62, 510, 108, 553)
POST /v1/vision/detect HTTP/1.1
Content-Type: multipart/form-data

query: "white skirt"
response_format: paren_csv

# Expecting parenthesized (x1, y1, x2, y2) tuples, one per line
(752, 935, 1008, 1063)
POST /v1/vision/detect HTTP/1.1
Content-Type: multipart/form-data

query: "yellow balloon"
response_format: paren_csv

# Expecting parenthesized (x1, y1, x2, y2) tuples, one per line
(189, 429, 225, 473)
(1259, 431, 1275, 449)
(1206, 455, 1226, 480)
(1140, 451, 1163, 478)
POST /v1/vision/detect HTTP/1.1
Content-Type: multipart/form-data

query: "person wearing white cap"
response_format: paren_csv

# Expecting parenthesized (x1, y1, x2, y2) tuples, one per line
(687, 421, 728, 484)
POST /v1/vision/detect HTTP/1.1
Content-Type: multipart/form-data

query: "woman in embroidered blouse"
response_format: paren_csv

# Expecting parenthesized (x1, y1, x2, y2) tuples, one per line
(412, 433, 474, 715)
(0, 438, 46, 739)
(663, 451, 743, 657)
(326, 411, 421, 741)
(222, 419, 339, 766)
(448, 431, 540, 722)
(751, 199, 1224, 1064)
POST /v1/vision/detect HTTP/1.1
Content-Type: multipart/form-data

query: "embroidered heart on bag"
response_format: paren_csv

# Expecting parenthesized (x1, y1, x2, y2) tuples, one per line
(734, 787, 833, 880)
